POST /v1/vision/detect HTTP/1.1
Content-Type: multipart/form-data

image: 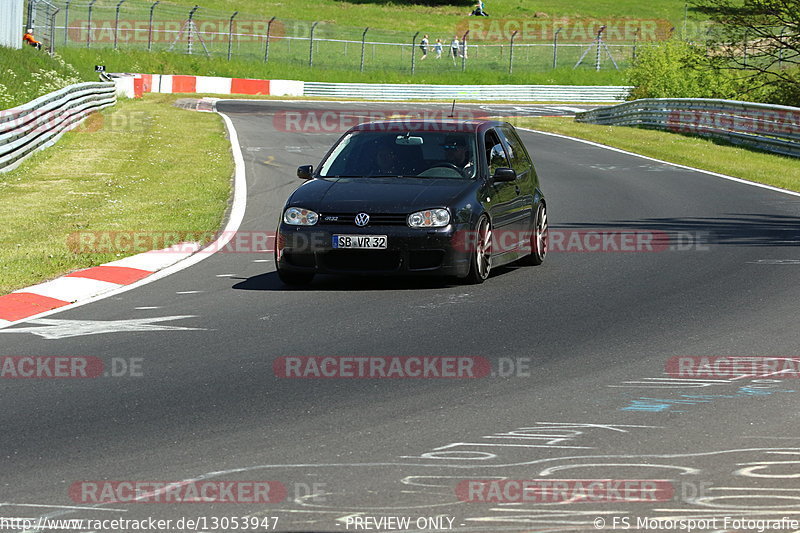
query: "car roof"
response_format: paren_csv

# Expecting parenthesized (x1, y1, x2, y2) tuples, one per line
(348, 119, 507, 134)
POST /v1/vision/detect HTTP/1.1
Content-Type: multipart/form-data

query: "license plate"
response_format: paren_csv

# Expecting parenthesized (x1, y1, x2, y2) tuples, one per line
(332, 235, 388, 249)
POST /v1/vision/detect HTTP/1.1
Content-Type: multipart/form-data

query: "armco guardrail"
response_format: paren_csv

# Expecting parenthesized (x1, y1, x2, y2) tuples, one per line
(113, 74, 629, 102)
(303, 82, 632, 102)
(575, 98, 800, 158)
(0, 82, 117, 172)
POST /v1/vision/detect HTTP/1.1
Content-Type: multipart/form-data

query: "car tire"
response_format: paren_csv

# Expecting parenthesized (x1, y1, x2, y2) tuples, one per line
(464, 215, 492, 284)
(520, 202, 547, 266)
(277, 268, 315, 286)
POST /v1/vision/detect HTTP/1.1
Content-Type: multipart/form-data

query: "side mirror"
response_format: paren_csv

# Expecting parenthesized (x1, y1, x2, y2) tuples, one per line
(297, 165, 313, 180)
(492, 167, 516, 182)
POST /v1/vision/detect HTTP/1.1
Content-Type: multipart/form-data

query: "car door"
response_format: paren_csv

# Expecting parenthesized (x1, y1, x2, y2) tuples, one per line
(482, 128, 520, 255)
(499, 125, 536, 231)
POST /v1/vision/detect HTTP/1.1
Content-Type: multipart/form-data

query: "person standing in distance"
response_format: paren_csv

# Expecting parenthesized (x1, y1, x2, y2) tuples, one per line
(450, 35, 460, 62)
(434, 38, 443, 59)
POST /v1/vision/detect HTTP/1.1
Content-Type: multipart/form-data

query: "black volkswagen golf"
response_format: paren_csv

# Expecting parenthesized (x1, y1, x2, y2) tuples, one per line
(275, 119, 547, 285)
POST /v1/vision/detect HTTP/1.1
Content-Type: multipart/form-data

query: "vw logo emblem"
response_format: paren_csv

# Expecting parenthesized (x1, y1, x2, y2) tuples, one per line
(354, 213, 370, 227)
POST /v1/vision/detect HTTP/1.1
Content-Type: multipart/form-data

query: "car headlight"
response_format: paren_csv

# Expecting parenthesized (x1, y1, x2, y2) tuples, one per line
(408, 209, 450, 228)
(284, 207, 319, 226)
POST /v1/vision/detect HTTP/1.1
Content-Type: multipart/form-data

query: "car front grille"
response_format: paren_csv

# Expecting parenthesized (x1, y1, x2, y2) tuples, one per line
(318, 212, 408, 226)
(321, 250, 402, 271)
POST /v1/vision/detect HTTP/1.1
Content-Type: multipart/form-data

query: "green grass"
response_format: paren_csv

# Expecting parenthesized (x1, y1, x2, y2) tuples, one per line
(59, 48, 631, 85)
(62, 0, 691, 35)
(49, 0, 693, 83)
(0, 46, 95, 109)
(510, 117, 800, 193)
(0, 94, 232, 294)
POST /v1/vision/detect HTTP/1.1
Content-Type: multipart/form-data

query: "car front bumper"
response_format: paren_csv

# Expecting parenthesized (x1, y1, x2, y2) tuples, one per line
(275, 223, 472, 277)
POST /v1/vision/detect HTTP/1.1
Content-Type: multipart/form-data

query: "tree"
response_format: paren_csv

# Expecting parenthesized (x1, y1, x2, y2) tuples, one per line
(690, 0, 800, 99)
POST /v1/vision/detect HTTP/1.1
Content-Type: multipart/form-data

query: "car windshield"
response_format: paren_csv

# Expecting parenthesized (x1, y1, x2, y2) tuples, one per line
(318, 130, 477, 179)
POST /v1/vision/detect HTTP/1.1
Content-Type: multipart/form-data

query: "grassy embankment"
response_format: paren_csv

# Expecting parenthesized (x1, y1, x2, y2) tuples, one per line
(53, 0, 695, 84)
(56, 0, 689, 36)
(59, 48, 631, 86)
(0, 94, 232, 294)
(0, 47, 94, 109)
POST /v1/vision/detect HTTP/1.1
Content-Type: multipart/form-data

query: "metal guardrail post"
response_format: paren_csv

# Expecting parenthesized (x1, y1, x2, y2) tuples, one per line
(26, 0, 35, 34)
(461, 30, 469, 72)
(48, 7, 59, 53)
(411, 31, 419, 75)
(114, 0, 126, 50)
(187, 6, 199, 55)
(86, 0, 96, 48)
(147, 1, 159, 51)
(63, 0, 71, 46)
(227, 11, 238, 60)
(360, 27, 369, 73)
(264, 16, 276, 62)
(553, 27, 561, 69)
(309, 22, 319, 68)
(509, 30, 518, 75)
(632, 29, 639, 62)
(595, 26, 605, 71)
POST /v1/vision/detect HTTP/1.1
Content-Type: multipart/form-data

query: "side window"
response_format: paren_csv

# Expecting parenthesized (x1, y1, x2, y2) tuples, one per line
(500, 126, 532, 175)
(484, 129, 510, 175)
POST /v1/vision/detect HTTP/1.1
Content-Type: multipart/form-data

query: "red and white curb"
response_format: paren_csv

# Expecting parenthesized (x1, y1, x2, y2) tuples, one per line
(112, 73, 304, 99)
(0, 102, 248, 329)
(0, 243, 201, 324)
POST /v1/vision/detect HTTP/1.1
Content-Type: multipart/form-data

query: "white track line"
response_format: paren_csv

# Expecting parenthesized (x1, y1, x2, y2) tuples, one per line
(0, 109, 247, 329)
(519, 127, 800, 199)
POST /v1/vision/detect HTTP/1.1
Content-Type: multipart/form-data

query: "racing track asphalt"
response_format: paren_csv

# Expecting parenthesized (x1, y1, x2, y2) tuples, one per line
(1, 100, 799, 532)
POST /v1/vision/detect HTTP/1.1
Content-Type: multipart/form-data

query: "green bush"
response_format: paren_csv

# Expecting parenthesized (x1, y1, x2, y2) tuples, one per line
(761, 69, 800, 107)
(626, 40, 738, 100)
(626, 40, 800, 106)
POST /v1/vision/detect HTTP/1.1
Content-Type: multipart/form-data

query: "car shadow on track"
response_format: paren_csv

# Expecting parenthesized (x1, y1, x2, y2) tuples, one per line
(230, 269, 517, 292)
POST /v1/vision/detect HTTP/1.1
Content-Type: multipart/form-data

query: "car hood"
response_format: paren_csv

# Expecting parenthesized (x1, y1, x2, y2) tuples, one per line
(289, 177, 473, 213)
